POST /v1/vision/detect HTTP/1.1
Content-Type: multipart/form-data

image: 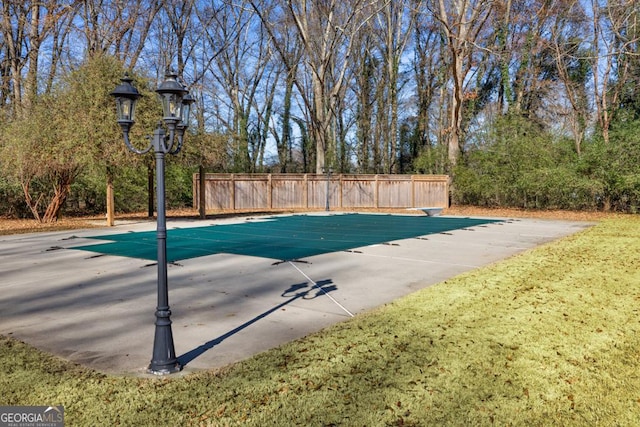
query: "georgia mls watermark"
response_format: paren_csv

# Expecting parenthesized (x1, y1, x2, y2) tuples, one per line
(0, 406, 64, 427)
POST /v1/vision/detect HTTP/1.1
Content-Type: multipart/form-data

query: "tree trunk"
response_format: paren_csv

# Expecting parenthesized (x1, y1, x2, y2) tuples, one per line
(313, 75, 326, 174)
(21, 180, 42, 222)
(42, 172, 74, 223)
(447, 41, 465, 168)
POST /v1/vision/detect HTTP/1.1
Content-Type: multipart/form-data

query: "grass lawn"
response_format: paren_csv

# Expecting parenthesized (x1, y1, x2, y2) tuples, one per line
(2, 217, 640, 426)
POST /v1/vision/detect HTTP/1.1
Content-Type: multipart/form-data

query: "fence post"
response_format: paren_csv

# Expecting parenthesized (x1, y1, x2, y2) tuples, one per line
(411, 175, 416, 208)
(230, 173, 235, 210)
(193, 173, 198, 212)
(339, 174, 343, 208)
(268, 174, 273, 209)
(199, 167, 206, 218)
(303, 174, 307, 208)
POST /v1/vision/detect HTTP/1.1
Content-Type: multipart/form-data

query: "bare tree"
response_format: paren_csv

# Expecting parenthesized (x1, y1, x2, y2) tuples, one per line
(430, 0, 493, 168)
(549, 0, 591, 155)
(371, 0, 417, 173)
(251, 0, 381, 173)
(590, 0, 640, 144)
(164, 0, 195, 74)
(0, 0, 78, 114)
(351, 32, 378, 173)
(411, 11, 448, 172)
(1, 1, 30, 112)
(268, 35, 301, 172)
(79, 0, 162, 68)
(199, 1, 275, 172)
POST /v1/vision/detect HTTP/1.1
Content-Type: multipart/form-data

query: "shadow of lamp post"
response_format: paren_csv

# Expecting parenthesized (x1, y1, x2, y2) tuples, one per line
(110, 71, 194, 375)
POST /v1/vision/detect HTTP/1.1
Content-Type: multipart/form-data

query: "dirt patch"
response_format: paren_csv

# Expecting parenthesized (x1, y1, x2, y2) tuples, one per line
(0, 206, 623, 236)
(442, 206, 624, 222)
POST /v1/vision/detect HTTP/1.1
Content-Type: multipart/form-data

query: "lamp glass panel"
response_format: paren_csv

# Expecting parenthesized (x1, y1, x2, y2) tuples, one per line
(180, 101, 191, 125)
(160, 93, 182, 119)
(116, 97, 135, 121)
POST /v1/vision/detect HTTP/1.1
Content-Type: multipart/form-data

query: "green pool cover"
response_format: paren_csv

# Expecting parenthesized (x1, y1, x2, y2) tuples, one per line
(72, 214, 501, 262)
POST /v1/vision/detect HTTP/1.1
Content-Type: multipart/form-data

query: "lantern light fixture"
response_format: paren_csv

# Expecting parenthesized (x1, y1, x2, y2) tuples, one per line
(110, 70, 194, 375)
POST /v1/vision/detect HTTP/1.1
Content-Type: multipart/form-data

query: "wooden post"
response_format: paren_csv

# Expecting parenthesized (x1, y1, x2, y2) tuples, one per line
(106, 178, 115, 227)
(230, 174, 236, 210)
(374, 175, 379, 208)
(411, 175, 416, 208)
(339, 174, 343, 208)
(268, 174, 273, 209)
(303, 174, 308, 208)
(199, 166, 206, 219)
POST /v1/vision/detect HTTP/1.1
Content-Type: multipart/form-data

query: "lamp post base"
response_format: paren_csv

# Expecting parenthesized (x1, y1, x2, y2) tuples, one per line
(147, 308, 181, 375)
(148, 362, 181, 376)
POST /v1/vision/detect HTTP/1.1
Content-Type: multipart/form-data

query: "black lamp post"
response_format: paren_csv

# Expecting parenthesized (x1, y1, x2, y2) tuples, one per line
(111, 71, 194, 375)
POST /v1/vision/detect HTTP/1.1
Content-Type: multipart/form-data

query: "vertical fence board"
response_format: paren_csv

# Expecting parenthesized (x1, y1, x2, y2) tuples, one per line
(376, 175, 412, 207)
(341, 175, 376, 207)
(272, 174, 306, 208)
(234, 175, 268, 209)
(414, 179, 449, 207)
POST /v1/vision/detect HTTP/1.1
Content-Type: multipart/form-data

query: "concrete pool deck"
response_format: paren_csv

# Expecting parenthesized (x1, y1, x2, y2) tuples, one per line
(0, 213, 593, 376)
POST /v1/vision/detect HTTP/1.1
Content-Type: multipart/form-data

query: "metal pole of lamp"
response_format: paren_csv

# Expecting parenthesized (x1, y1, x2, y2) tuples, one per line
(110, 71, 194, 374)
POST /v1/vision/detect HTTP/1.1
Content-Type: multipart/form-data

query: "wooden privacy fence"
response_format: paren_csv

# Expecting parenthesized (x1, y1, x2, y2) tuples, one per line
(193, 173, 449, 211)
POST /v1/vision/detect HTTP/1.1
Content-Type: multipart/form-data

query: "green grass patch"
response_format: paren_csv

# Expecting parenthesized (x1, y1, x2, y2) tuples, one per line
(2, 218, 640, 426)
